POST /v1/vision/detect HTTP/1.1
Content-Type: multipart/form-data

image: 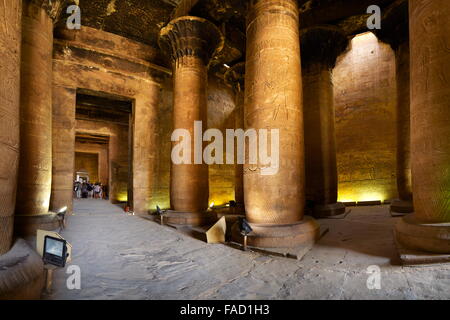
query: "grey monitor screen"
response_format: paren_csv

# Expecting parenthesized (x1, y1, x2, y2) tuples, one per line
(45, 237, 64, 257)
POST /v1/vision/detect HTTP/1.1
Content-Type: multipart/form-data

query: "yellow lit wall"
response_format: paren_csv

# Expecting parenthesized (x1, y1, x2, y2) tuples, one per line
(334, 32, 398, 203)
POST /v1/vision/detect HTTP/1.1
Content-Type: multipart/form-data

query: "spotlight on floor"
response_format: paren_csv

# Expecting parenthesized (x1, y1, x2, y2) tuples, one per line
(238, 217, 253, 251)
(57, 206, 67, 232)
(155, 205, 166, 225)
(43, 235, 69, 268)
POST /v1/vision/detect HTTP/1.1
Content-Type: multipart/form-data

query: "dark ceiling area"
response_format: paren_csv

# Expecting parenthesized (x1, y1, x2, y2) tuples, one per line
(76, 92, 132, 125)
(75, 133, 110, 145)
(58, 0, 397, 69)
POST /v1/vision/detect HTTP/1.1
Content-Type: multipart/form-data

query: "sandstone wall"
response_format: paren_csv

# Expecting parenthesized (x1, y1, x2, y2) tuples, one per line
(75, 152, 99, 183)
(333, 32, 397, 203)
(52, 26, 167, 212)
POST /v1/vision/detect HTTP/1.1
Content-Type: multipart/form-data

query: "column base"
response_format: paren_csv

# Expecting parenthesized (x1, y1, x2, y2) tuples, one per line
(313, 202, 346, 218)
(163, 210, 217, 227)
(390, 199, 414, 214)
(0, 239, 44, 299)
(14, 213, 59, 236)
(395, 214, 450, 254)
(231, 216, 320, 249)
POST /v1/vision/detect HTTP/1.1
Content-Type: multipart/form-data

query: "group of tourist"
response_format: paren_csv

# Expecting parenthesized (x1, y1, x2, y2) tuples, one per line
(74, 181, 108, 200)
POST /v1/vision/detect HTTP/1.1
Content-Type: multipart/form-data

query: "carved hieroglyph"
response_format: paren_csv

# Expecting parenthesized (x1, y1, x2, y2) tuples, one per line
(16, 0, 54, 217)
(0, 0, 21, 254)
(409, 0, 450, 224)
(244, 0, 304, 224)
(394, 0, 450, 254)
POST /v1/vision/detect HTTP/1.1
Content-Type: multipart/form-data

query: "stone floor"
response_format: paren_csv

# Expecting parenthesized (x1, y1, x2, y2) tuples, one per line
(44, 199, 450, 300)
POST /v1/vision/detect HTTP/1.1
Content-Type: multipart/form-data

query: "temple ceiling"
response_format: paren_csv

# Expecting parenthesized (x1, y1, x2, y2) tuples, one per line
(57, 0, 397, 69)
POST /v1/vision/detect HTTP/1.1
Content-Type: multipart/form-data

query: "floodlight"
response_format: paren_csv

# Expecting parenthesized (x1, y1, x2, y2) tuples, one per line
(43, 236, 69, 267)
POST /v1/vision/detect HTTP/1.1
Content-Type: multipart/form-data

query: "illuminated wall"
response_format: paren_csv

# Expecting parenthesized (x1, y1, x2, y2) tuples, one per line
(75, 152, 99, 182)
(207, 76, 236, 206)
(333, 32, 397, 202)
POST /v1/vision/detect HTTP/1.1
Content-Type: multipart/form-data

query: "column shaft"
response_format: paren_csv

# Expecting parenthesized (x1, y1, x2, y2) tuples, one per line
(410, 0, 450, 223)
(16, 0, 53, 216)
(171, 56, 209, 212)
(376, 0, 413, 214)
(159, 16, 223, 225)
(395, 41, 412, 202)
(303, 64, 338, 204)
(395, 0, 450, 254)
(237, 0, 319, 248)
(245, 0, 304, 225)
(50, 86, 76, 214)
(224, 62, 245, 209)
(300, 25, 348, 217)
(132, 85, 161, 215)
(0, 0, 21, 255)
(234, 88, 245, 207)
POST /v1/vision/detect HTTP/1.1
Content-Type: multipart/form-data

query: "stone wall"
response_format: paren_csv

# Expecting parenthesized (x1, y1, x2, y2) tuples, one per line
(52, 26, 167, 213)
(75, 152, 99, 183)
(333, 32, 397, 203)
(75, 142, 109, 186)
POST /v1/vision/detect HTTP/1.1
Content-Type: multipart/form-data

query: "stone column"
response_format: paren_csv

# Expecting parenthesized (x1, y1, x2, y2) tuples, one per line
(50, 86, 76, 215)
(159, 16, 224, 226)
(0, 0, 21, 255)
(234, 0, 319, 248)
(15, 0, 63, 235)
(300, 25, 348, 218)
(224, 62, 245, 211)
(395, 0, 450, 254)
(377, 0, 413, 214)
(132, 79, 164, 215)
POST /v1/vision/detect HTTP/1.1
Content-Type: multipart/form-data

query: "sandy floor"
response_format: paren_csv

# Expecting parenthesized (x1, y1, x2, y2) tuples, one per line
(45, 199, 450, 300)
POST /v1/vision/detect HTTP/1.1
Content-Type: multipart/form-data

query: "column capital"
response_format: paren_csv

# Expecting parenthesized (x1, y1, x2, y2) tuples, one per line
(376, 0, 409, 50)
(224, 62, 245, 92)
(27, 0, 69, 22)
(159, 16, 224, 66)
(300, 25, 349, 71)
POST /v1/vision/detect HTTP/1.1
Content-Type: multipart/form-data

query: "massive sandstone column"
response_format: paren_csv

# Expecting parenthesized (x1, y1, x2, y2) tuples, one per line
(300, 25, 349, 218)
(377, 0, 413, 214)
(132, 85, 164, 215)
(50, 86, 76, 215)
(159, 16, 224, 226)
(224, 63, 245, 211)
(394, 0, 450, 253)
(15, 0, 63, 234)
(234, 0, 319, 248)
(0, 0, 21, 255)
